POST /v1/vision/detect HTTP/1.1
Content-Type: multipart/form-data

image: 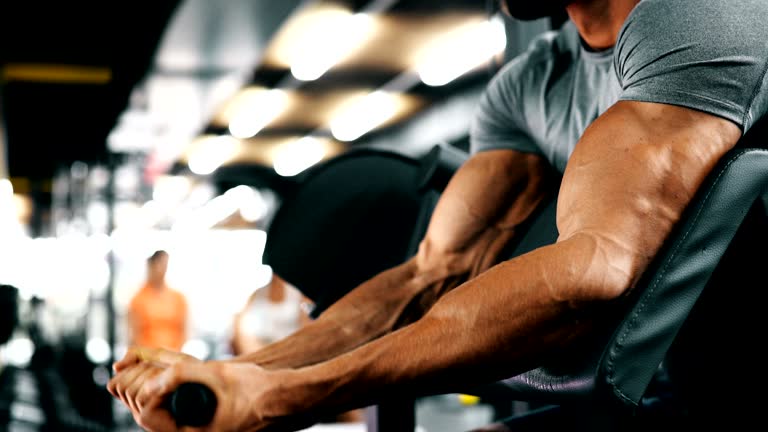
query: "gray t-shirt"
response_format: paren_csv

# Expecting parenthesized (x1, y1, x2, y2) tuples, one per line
(471, 0, 768, 173)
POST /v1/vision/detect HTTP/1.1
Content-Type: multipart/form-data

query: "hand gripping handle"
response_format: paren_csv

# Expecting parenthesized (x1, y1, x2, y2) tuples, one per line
(168, 382, 217, 427)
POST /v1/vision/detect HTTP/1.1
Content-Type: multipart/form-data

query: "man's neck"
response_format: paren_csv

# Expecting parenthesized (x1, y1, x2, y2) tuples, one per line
(567, 0, 640, 50)
(148, 279, 165, 290)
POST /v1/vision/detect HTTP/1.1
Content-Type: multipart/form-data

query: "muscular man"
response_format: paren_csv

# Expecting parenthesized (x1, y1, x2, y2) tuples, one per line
(108, 0, 768, 430)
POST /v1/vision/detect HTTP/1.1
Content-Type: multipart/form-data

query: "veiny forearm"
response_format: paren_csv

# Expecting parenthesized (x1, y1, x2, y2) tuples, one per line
(234, 258, 462, 370)
(269, 236, 608, 420)
(234, 220, 530, 370)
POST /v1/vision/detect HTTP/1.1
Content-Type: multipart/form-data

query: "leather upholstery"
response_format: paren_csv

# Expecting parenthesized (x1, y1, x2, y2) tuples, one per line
(263, 148, 425, 317)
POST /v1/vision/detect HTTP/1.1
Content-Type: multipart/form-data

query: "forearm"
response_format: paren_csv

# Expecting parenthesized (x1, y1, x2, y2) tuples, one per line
(233, 258, 458, 369)
(269, 237, 610, 420)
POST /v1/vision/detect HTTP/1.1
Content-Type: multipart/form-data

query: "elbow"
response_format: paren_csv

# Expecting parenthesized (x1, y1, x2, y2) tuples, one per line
(554, 232, 641, 305)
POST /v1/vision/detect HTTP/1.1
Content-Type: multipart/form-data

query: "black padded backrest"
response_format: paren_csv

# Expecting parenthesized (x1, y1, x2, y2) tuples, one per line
(263, 148, 425, 317)
(596, 147, 768, 407)
(662, 198, 768, 414)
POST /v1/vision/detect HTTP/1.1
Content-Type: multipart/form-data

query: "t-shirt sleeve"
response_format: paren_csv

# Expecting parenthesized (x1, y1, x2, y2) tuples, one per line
(615, 0, 768, 133)
(469, 51, 543, 156)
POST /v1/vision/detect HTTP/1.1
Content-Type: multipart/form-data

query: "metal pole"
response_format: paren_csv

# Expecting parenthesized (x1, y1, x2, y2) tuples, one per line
(0, 81, 9, 180)
(105, 153, 117, 371)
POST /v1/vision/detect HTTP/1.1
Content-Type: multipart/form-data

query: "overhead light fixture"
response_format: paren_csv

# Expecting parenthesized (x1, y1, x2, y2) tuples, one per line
(224, 185, 267, 222)
(152, 175, 192, 206)
(188, 135, 240, 175)
(416, 16, 506, 87)
(330, 91, 397, 142)
(228, 89, 289, 139)
(273, 136, 327, 177)
(171, 187, 258, 232)
(0, 179, 12, 199)
(290, 12, 373, 81)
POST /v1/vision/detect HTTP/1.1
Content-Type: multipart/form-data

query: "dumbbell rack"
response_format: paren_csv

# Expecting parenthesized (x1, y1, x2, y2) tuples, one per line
(1, 363, 46, 430)
(1, 361, 114, 432)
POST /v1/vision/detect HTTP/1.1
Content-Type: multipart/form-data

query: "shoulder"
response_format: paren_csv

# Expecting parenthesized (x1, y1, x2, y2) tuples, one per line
(615, 0, 768, 131)
(479, 21, 579, 120)
(171, 288, 187, 302)
(617, 0, 768, 59)
(129, 286, 148, 307)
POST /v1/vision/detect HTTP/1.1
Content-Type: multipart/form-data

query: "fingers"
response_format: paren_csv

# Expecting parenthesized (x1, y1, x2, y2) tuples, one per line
(138, 367, 191, 431)
(124, 362, 164, 414)
(109, 362, 153, 409)
(144, 362, 196, 400)
(113, 361, 222, 432)
(148, 348, 196, 365)
(113, 348, 142, 372)
(135, 402, 179, 432)
(141, 362, 219, 425)
(136, 346, 196, 365)
(110, 362, 183, 432)
(109, 359, 171, 414)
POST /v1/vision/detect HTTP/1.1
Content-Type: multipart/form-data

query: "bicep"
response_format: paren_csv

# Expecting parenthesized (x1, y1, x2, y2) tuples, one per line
(423, 149, 552, 256)
(555, 100, 741, 299)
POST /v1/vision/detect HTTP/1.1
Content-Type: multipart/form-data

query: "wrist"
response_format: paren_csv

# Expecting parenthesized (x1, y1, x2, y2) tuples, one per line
(255, 369, 307, 423)
(259, 363, 352, 424)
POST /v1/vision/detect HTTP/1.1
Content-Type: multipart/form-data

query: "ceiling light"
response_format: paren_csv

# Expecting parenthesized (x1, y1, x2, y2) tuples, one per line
(290, 13, 373, 81)
(274, 136, 327, 176)
(188, 135, 240, 175)
(224, 185, 267, 222)
(171, 192, 240, 232)
(228, 89, 289, 139)
(330, 91, 397, 142)
(153, 175, 192, 205)
(416, 16, 506, 87)
(0, 179, 12, 199)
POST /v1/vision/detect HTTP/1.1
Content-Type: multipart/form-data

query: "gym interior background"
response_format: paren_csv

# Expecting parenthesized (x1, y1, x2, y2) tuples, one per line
(0, 1, 561, 430)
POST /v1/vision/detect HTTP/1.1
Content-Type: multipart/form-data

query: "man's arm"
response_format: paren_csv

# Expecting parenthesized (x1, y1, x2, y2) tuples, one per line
(253, 101, 741, 421)
(107, 148, 550, 419)
(234, 148, 553, 369)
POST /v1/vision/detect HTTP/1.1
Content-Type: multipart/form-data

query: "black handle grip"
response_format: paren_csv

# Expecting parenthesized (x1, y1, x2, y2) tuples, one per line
(168, 382, 217, 427)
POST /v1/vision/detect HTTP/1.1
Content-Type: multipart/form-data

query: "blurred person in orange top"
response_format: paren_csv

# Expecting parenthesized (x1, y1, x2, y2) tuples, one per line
(127, 250, 188, 352)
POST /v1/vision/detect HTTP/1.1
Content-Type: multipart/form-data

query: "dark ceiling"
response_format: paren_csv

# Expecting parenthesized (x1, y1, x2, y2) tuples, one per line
(0, 1, 181, 181)
(0, 0, 493, 183)
(0, 0, 531, 237)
